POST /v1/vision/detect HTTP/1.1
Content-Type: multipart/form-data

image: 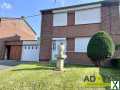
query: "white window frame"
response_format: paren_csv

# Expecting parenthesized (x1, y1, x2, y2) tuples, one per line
(53, 12, 67, 26)
(75, 37, 91, 53)
(75, 8, 101, 25)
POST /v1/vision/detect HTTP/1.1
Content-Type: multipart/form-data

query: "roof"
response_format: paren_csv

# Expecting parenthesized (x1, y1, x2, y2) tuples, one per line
(40, 0, 120, 12)
(40, 1, 103, 12)
(0, 17, 36, 35)
(22, 19, 37, 35)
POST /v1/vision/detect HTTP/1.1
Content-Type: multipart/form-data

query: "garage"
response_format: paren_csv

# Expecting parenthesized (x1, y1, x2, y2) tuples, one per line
(21, 41, 40, 61)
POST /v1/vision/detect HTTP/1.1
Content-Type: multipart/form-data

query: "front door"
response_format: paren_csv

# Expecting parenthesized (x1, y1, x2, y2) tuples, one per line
(52, 38, 66, 60)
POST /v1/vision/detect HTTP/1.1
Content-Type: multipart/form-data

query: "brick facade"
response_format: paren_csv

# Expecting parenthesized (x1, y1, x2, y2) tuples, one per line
(40, 11, 53, 61)
(40, 0, 120, 64)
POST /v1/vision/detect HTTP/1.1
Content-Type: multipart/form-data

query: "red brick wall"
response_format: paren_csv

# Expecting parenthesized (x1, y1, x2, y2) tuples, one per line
(40, 11, 53, 61)
(52, 24, 101, 38)
(67, 38, 75, 52)
(40, 1, 120, 64)
(66, 52, 93, 65)
(67, 11, 75, 26)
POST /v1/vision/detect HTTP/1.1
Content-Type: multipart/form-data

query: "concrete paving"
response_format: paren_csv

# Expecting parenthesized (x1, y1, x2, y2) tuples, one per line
(0, 60, 19, 70)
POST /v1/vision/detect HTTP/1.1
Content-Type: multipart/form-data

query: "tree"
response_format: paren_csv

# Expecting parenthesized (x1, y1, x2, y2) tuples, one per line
(87, 31, 115, 67)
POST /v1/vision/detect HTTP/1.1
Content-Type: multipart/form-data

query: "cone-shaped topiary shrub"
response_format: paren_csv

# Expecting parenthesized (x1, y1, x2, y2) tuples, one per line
(87, 31, 115, 67)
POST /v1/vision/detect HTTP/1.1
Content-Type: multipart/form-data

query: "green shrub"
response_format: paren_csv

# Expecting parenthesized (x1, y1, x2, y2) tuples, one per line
(110, 58, 120, 68)
(49, 60, 56, 66)
(87, 31, 115, 67)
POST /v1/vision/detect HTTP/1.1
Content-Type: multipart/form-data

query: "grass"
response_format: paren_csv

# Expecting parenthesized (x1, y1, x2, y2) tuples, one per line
(0, 63, 120, 90)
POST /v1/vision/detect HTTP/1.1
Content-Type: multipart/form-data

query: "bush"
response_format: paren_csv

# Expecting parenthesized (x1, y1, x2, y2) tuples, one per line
(110, 58, 120, 68)
(87, 31, 115, 67)
(49, 60, 56, 66)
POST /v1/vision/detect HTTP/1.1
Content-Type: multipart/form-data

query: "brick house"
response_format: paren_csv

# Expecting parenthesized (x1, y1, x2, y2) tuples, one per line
(40, 0, 120, 65)
(0, 18, 40, 61)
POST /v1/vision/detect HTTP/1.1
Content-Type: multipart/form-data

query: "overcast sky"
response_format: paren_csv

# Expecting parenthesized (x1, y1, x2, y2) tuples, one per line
(0, 0, 102, 38)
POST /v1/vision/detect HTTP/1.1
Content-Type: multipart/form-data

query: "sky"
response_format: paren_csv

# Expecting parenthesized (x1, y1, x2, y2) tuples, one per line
(0, 0, 102, 38)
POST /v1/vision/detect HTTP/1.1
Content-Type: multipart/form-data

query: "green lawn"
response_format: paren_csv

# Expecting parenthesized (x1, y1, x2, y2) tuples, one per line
(0, 63, 120, 90)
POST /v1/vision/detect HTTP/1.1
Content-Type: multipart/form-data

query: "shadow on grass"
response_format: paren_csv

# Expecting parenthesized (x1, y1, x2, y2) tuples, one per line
(12, 64, 55, 71)
(11, 63, 96, 71)
(12, 67, 54, 71)
(99, 67, 120, 90)
(65, 64, 95, 68)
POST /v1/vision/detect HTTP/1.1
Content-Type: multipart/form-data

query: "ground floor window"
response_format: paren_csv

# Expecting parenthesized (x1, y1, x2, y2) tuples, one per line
(75, 37, 91, 52)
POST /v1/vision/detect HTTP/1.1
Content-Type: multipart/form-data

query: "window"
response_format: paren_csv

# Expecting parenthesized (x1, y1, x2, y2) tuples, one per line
(75, 8, 101, 24)
(75, 37, 91, 52)
(28, 46, 30, 49)
(36, 46, 38, 49)
(53, 12, 67, 26)
(24, 46, 27, 49)
(32, 46, 34, 49)
(52, 41, 56, 51)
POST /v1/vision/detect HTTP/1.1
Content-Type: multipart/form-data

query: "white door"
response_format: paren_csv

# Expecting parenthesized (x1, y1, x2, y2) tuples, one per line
(21, 45, 40, 61)
(52, 38, 66, 60)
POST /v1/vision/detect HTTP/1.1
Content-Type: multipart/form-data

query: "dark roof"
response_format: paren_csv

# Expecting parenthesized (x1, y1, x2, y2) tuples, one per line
(40, 1, 103, 12)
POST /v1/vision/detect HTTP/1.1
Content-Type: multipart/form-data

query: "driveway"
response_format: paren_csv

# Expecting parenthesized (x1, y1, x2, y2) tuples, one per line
(0, 60, 19, 70)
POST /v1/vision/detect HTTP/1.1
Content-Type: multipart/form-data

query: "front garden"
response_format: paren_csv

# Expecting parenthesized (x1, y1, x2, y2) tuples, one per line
(0, 31, 119, 90)
(0, 63, 120, 90)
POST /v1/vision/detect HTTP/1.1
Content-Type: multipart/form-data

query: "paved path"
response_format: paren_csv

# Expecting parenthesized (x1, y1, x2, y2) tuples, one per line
(0, 60, 19, 70)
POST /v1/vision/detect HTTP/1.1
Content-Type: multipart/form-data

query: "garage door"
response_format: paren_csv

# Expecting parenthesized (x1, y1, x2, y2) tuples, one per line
(21, 45, 40, 61)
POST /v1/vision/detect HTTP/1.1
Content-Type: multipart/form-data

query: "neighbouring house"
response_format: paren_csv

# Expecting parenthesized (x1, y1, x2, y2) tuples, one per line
(0, 17, 40, 61)
(40, 0, 120, 65)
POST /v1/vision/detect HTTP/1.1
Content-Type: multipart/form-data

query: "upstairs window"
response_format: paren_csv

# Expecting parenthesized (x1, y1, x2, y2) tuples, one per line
(75, 8, 101, 25)
(53, 12, 67, 26)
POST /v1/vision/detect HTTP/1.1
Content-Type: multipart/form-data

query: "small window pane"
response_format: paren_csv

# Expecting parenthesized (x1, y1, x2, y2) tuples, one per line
(32, 46, 34, 49)
(52, 41, 56, 50)
(28, 46, 30, 49)
(24, 46, 27, 49)
(36, 46, 38, 49)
